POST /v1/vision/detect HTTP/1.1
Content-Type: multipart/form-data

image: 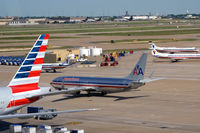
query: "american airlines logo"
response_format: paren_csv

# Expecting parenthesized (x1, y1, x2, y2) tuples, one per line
(133, 65, 144, 75)
(153, 49, 156, 54)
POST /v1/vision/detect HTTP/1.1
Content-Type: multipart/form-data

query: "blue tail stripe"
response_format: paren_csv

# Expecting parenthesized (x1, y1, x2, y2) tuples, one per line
(27, 53, 37, 59)
(15, 72, 30, 79)
(39, 34, 45, 39)
(23, 60, 34, 65)
(31, 47, 40, 52)
(35, 41, 42, 46)
(19, 66, 32, 72)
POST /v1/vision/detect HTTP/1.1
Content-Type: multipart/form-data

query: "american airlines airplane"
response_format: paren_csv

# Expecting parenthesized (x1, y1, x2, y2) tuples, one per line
(42, 59, 70, 72)
(51, 53, 158, 96)
(149, 42, 199, 53)
(0, 34, 96, 119)
(152, 48, 200, 62)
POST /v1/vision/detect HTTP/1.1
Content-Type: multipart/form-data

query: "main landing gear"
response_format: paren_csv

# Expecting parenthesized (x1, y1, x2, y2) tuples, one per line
(86, 91, 107, 96)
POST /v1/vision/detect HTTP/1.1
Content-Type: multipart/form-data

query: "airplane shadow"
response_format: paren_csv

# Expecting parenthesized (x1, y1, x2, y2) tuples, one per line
(0, 121, 28, 131)
(153, 60, 175, 63)
(103, 95, 149, 101)
(52, 93, 149, 102)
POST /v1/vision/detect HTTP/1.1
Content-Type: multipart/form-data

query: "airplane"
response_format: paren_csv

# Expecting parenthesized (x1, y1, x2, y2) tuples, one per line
(0, 34, 96, 120)
(149, 42, 199, 53)
(42, 59, 70, 72)
(151, 48, 200, 62)
(50, 53, 159, 96)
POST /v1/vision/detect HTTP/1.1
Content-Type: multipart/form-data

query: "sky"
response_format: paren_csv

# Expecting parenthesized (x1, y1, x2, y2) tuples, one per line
(0, 0, 200, 17)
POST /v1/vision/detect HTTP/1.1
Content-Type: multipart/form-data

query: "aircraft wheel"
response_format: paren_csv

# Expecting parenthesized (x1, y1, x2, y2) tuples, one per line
(53, 69, 56, 73)
(171, 60, 178, 63)
(87, 91, 92, 97)
(101, 91, 107, 96)
(73, 91, 81, 96)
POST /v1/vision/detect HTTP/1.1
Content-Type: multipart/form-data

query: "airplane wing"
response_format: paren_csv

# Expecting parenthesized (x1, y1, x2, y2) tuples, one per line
(171, 58, 185, 60)
(0, 108, 98, 119)
(140, 77, 164, 83)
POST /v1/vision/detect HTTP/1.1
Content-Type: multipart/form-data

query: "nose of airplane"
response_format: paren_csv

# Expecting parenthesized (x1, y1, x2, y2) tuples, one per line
(50, 82, 54, 85)
(50, 81, 59, 86)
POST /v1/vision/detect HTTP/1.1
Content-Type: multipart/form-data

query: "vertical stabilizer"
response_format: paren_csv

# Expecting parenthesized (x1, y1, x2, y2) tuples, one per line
(8, 34, 49, 93)
(149, 42, 157, 49)
(127, 53, 147, 81)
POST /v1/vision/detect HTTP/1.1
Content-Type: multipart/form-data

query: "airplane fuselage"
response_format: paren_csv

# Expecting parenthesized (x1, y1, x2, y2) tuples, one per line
(42, 63, 66, 72)
(51, 76, 145, 94)
(154, 53, 200, 59)
(150, 43, 199, 53)
(154, 46, 199, 52)
(0, 87, 12, 115)
(0, 86, 51, 115)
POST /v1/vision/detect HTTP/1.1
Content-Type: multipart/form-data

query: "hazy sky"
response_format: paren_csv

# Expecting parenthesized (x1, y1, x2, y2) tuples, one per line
(0, 0, 200, 16)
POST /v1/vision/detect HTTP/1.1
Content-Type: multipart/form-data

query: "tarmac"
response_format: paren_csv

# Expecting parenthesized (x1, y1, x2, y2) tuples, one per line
(0, 24, 200, 132)
(1, 51, 200, 133)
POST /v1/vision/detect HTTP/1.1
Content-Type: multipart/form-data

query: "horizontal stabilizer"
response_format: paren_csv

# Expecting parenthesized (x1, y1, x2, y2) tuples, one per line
(140, 77, 164, 83)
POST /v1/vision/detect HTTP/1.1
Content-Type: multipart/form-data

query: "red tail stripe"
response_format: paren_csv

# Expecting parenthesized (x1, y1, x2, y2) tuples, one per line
(9, 83, 39, 93)
(34, 58, 44, 64)
(44, 34, 49, 40)
(11, 87, 40, 94)
(7, 97, 40, 108)
(28, 70, 41, 77)
(9, 83, 38, 88)
(39, 45, 47, 52)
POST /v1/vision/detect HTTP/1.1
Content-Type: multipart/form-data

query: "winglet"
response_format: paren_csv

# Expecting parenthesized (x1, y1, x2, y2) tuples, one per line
(148, 71, 155, 79)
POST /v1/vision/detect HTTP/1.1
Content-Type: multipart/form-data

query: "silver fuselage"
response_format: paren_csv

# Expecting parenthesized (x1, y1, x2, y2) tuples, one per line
(51, 76, 145, 93)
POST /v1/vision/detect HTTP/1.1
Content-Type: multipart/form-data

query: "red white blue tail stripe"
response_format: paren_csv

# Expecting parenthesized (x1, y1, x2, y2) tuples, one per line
(8, 34, 49, 94)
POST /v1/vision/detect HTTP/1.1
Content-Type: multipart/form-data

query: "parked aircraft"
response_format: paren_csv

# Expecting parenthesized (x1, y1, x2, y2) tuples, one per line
(0, 34, 96, 119)
(42, 59, 70, 72)
(151, 48, 200, 62)
(51, 53, 158, 96)
(149, 42, 199, 53)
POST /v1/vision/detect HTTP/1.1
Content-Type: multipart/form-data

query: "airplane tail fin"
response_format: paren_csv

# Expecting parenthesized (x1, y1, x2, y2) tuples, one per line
(61, 58, 71, 66)
(127, 53, 147, 81)
(8, 34, 49, 93)
(149, 42, 157, 49)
